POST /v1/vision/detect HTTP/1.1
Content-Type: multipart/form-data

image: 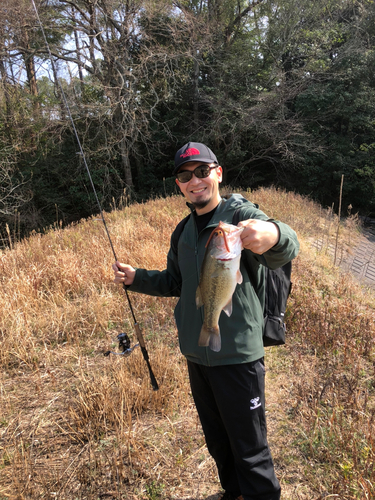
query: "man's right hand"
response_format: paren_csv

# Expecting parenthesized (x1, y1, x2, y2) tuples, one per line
(112, 261, 136, 286)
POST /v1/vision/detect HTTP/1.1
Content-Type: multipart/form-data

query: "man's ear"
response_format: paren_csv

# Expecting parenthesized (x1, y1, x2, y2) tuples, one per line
(217, 166, 223, 183)
(175, 178, 181, 189)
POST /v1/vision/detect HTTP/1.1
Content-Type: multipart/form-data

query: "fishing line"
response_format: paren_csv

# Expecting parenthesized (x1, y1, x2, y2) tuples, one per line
(30, 0, 158, 391)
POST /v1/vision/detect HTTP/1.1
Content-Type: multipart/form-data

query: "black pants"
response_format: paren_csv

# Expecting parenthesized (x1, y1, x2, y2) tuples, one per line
(187, 359, 281, 500)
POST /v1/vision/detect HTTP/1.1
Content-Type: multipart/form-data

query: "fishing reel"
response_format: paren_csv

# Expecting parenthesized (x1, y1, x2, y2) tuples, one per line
(104, 332, 139, 357)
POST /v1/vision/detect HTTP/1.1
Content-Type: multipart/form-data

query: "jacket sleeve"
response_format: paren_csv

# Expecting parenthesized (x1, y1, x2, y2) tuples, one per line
(128, 236, 182, 298)
(238, 204, 300, 270)
(262, 220, 300, 269)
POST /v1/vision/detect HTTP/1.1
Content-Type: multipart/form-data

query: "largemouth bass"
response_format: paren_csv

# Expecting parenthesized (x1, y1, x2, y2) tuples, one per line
(196, 221, 244, 352)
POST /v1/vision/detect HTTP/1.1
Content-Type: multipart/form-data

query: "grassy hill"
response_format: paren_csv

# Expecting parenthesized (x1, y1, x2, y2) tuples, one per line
(1, 188, 374, 499)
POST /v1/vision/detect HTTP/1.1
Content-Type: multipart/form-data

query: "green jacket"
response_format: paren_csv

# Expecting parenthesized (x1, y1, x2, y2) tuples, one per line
(130, 194, 300, 366)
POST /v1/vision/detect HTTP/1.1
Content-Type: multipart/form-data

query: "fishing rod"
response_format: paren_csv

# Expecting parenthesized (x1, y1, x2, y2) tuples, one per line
(30, 0, 159, 391)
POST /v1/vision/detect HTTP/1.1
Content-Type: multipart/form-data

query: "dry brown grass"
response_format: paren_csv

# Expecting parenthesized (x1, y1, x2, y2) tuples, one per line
(282, 247, 375, 499)
(1, 188, 374, 499)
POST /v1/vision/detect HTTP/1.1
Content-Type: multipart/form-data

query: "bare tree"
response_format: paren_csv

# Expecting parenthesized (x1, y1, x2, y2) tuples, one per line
(0, 0, 41, 110)
(0, 148, 31, 217)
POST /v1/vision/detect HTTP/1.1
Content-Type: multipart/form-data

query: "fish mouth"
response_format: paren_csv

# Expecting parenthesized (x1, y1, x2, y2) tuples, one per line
(205, 223, 231, 252)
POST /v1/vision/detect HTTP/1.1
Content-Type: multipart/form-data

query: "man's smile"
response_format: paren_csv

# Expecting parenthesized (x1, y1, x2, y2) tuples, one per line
(191, 187, 206, 194)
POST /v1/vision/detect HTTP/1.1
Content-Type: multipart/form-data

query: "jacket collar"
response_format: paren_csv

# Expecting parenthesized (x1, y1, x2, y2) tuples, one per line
(186, 193, 248, 218)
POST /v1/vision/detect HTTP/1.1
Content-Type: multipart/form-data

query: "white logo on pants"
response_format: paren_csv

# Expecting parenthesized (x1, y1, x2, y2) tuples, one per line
(250, 397, 261, 410)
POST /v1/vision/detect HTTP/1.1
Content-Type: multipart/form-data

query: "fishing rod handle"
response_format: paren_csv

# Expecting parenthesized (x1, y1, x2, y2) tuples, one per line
(134, 322, 146, 349)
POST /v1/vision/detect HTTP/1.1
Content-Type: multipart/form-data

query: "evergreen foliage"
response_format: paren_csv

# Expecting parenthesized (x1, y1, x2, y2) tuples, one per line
(0, 0, 374, 239)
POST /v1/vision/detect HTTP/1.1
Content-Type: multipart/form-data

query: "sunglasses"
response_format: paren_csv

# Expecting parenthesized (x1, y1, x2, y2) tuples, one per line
(176, 165, 218, 183)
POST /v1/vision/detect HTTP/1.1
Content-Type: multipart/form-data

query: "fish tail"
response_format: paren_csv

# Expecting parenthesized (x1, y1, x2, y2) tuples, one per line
(198, 325, 221, 352)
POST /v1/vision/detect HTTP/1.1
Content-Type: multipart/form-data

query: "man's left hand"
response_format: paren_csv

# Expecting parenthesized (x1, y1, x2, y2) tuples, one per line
(238, 219, 280, 254)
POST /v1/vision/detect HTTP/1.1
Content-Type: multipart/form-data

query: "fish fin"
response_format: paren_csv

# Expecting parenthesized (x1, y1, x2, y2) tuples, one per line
(209, 332, 221, 352)
(198, 325, 211, 347)
(196, 286, 203, 308)
(198, 325, 221, 352)
(223, 298, 233, 317)
(236, 269, 243, 284)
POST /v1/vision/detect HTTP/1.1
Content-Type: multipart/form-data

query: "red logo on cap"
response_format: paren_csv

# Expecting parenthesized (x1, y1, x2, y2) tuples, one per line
(180, 147, 200, 159)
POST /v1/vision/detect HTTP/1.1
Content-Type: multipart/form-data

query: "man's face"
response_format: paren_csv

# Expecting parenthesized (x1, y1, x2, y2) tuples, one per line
(175, 161, 223, 214)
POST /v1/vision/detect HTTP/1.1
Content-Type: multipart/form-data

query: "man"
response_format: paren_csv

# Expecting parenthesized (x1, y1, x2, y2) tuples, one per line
(113, 142, 300, 500)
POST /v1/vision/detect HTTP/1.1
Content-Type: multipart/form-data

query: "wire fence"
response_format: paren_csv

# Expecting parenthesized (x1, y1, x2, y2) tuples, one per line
(313, 215, 375, 289)
(343, 225, 375, 287)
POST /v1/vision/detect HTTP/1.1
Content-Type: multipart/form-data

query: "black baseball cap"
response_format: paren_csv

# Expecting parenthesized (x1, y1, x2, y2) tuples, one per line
(173, 142, 218, 175)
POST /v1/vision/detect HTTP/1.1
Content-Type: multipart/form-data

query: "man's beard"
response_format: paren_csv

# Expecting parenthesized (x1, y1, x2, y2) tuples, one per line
(191, 199, 210, 210)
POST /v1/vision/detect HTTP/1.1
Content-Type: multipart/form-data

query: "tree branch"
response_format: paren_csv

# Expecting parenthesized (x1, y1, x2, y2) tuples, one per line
(225, 0, 264, 44)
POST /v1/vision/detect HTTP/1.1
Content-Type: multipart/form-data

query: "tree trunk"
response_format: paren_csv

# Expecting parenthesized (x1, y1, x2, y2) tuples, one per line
(88, 3, 97, 71)
(193, 54, 199, 128)
(21, 27, 39, 111)
(72, 8, 85, 94)
(0, 58, 12, 129)
(120, 137, 133, 188)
